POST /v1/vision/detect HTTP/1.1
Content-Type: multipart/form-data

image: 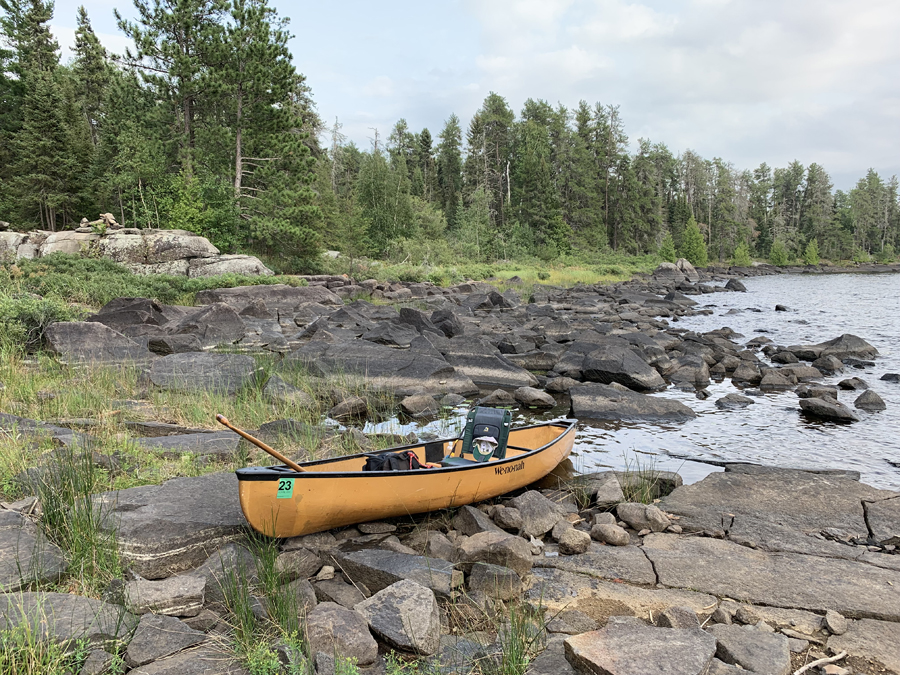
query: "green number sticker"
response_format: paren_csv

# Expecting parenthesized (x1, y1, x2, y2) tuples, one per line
(276, 478, 295, 499)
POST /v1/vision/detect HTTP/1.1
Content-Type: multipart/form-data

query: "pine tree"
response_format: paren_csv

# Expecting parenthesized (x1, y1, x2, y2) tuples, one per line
(72, 6, 110, 146)
(436, 114, 463, 228)
(732, 241, 752, 266)
(465, 92, 514, 231)
(567, 100, 604, 248)
(678, 216, 708, 267)
(769, 239, 789, 266)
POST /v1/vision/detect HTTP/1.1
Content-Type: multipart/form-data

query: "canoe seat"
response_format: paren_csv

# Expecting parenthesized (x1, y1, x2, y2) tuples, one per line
(440, 456, 480, 468)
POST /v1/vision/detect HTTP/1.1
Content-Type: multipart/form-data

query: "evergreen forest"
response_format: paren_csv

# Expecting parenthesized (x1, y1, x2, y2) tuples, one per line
(1, 0, 899, 273)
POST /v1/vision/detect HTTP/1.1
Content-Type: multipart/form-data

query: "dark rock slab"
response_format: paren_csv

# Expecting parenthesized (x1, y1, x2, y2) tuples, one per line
(571, 383, 696, 422)
(0, 591, 137, 645)
(332, 549, 462, 598)
(443, 338, 540, 388)
(565, 623, 716, 675)
(134, 431, 239, 459)
(93, 472, 246, 579)
(45, 321, 153, 365)
(285, 339, 477, 396)
(815, 333, 879, 361)
(354, 579, 441, 656)
(715, 393, 754, 410)
(166, 302, 246, 349)
(313, 577, 366, 609)
(149, 352, 263, 394)
(527, 635, 576, 674)
(125, 575, 206, 616)
(828, 618, 900, 673)
(707, 623, 791, 675)
(455, 531, 534, 579)
(855, 389, 887, 411)
(0, 512, 67, 591)
(658, 469, 896, 557)
(643, 533, 900, 621)
(581, 343, 666, 392)
(451, 505, 505, 536)
(196, 283, 342, 310)
(125, 613, 207, 667)
(509, 490, 565, 538)
(467, 562, 523, 600)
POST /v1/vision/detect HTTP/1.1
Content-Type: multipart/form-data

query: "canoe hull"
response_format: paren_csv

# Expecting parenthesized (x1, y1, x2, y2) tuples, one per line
(236, 421, 576, 538)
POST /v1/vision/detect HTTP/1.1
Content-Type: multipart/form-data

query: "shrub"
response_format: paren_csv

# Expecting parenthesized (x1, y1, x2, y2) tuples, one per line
(731, 241, 752, 267)
(657, 233, 676, 263)
(677, 217, 708, 267)
(769, 240, 790, 266)
(875, 244, 895, 263)
(803, 239, 820, 265)
(0, 293, 78, 351)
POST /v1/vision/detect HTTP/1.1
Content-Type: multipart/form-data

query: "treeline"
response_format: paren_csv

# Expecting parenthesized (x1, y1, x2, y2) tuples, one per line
(1, 1, 899, 271)
(320, 96, 900, 266)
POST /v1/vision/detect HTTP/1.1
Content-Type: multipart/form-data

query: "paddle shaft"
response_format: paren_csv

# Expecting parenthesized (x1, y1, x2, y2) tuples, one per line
(216, 414, 305, 473)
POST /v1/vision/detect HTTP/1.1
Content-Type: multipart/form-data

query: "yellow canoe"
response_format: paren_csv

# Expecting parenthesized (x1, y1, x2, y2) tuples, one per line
(235, 420, 577, 538)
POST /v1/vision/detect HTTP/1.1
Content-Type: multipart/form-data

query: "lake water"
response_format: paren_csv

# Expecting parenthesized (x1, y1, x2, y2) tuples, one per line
(368, 272, 900, 490)
(571, 272, 900, 490)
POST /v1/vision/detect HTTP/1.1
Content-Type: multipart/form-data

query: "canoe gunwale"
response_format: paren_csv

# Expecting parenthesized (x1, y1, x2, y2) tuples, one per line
(235, 419, 577, 481)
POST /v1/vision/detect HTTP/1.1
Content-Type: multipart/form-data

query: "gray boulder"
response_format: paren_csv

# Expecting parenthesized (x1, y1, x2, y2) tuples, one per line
(451, 505, 505, 536)
(571, 383, 696, 422)
(513, 386, 556, 408)
(134, 431, 239, 460)
(126, 644, 249, 674)
(333, 549, 462, 598)
(715, 393, 754, 410)
(262, 374, 315, 406)
(306, 602, 378, 667)
(443, 337, 539, 388)
(187, 254, 272, 277)
(591, 523, 631, 546)
(854, 389, 886, 411)
(166, 302, 246, 348)
(582, 343, 666, 392)
(467, 562, 523, 600)
(354, 579, 441, 656)
(724, 278, 747, 292)
(45, 321, 153, 365)
(455, 531, 534, 578)
(149, 352, 262, 394)
(652, 262, 686, 284)
(799, 397, 860, 422)
(816, 333, 879, 361)
(510, 490, 565, 538)
(142, 229, 219, 263)
(430, 309, 464, 338)
(676, 258, 701, 282)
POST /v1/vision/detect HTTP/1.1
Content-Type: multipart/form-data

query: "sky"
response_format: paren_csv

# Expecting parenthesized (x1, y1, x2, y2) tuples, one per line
(49, 0, 900, 191)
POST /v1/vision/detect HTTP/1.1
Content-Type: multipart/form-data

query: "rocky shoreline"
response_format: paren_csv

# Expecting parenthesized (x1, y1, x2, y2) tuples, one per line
(2, 258, 899, 673)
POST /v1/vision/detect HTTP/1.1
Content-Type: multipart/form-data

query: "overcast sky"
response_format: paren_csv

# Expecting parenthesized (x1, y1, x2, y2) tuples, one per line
(49, 0, 900, 191)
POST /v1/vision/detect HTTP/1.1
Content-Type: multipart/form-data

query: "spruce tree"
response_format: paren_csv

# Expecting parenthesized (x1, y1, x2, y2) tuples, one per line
(436, 114, 463, 228)
(732, 241, 752, 266)
(769, 239, 789, 266)
(678, 216, 708, 267)
(73, 6, 110, 146)
(803, 238, 820, 265)
(658, 232, 676, 263)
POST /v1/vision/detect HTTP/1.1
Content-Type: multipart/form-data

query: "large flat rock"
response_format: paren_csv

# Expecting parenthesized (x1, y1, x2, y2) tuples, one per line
(134, 431, 240, 459)
(828, 619, 900, 673)
(532, 544, 657, 586)
(332, 549, 462, 599)
(0, 512, 67, 591)
(866, 496, 900, 546)
(127, 644, 249, 674)
(658, 467, 898, 557)
(565, 623, 716, 675)
(93, 472, 247, 579)
(45, 321, 154, 365)
(571, 383, 696, 422)
(525, 567, 718, 624)
(285, 339, 478, 396)
(643, 533, 900, 621)
(0, 591, 137, 644)
(196, 284, 342, 310)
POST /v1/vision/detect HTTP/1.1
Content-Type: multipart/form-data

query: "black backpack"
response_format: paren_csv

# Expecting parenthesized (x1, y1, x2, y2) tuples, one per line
(362, 450, 423, 472)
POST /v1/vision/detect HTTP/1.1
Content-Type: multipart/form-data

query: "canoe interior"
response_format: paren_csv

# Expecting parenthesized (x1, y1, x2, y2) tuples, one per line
(235, 420, 576, 537)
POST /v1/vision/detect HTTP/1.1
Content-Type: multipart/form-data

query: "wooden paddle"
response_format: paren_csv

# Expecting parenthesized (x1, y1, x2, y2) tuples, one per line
(216, 414, 305, 472)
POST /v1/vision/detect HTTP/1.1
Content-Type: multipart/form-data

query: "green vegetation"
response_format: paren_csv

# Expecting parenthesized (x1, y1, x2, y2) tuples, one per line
(803, 239, 820, 265)
(0, 620, 91, 675)
(657, 232, 676, 263)
(769, 239, 790, 266)
(677, 217, 708, 268)
(618, 451, 665, 504)
(731, 241, 752, 267)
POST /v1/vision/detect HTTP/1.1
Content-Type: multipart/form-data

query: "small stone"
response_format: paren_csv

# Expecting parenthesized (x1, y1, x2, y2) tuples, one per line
(358, 522, 397, 535)
(492, 506, 523, 531)
(825, 609, 848, 635)
(657, 606, 700, 629)
(592, 512, 616, 527)
(354, 579, 441, 656)
(854, 389, 886, 411)
(467, 562, 523, 601)
(822, 666, 851, 675)
(667, 524, 683, 534)
(558, 528, 591, 555)
(316, 566, 335, 581)
(645, 504, 671, 532)
(638, 528, 652, 536)
(590, 523, 630, 546)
